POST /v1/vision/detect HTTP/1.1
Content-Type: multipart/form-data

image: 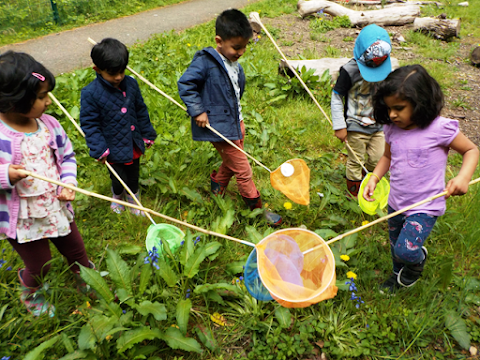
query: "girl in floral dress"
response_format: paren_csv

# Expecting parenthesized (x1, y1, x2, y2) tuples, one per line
(0, 51, 94, 316)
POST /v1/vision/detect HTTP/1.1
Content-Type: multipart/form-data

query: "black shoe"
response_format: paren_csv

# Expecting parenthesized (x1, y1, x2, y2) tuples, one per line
(379, 272, 401, 294)
(397, 246, 428, 287)
(210, 171, 227, 196)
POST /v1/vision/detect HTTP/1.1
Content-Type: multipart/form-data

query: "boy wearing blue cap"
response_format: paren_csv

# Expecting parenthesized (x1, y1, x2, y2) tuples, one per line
(331, 24, 392, 198)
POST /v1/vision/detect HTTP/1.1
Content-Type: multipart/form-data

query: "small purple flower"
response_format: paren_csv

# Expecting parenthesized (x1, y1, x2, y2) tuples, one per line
(144, 247, 160, 270)
(122, 310, 126, 314)
(366, 324, 370, 329)
(6, 266, 11, 271)
(2, 356, 11, 360)
(347, 278, 363, 308)
(186, 288, 191, 293)
(0, 259, 6, 268)
(180, 241, 185, 246)
(239, 276, 244, 281)
(186, 293, 190, 299)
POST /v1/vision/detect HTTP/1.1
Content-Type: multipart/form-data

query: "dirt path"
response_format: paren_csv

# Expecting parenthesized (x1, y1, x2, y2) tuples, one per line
(0, 0, 261, 75)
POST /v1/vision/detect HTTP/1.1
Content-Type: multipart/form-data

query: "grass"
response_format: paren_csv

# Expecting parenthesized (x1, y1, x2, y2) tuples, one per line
(1, 0, 480, 358)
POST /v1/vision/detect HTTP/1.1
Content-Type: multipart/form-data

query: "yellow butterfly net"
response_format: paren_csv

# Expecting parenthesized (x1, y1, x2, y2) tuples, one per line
(270, 159, 311, 206)
(253, 228, 338, 308)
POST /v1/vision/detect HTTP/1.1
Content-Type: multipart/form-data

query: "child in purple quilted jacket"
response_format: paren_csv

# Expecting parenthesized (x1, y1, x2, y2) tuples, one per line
(0, 51, 94, 317)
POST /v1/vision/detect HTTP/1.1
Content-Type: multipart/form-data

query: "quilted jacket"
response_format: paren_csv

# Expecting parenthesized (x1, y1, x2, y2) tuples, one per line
(177, 47, 245, 142)
(80, 74, 157, 163)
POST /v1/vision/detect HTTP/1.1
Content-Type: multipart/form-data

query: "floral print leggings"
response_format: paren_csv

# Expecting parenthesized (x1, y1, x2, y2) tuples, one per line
(387, 206, 437, 274)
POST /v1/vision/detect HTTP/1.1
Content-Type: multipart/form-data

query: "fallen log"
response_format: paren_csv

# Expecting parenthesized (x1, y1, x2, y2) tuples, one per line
(412, 17, 460, 40)
(280, 57, 400, 80)
(297, 0, 421, 26)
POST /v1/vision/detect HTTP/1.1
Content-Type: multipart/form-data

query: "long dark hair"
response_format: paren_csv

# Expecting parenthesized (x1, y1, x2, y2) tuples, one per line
(373, 64, 444, 129)
(0, 51, 55, 114)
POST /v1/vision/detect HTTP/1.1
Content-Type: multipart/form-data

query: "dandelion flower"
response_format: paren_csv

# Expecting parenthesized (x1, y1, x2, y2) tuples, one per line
(257, 35, 262, 39)
(361, 220, 369, 226)
(346, 271, 357, 279)
(340, 254, 350, 261)
(211, 312, 227, 326)
(106, 335, 113, 341)
(283, 202, 292, 210)
(187, 43, 191, 47)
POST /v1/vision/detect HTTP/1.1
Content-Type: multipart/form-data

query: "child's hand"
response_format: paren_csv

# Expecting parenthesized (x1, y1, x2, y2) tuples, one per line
(334, 129, 347, 142)
(58, 187, 76, 201)
(8, 164, 27, 185)
(445, 175, 470, 199)
(362, 177, 378, 202)
(195, 112, 209, 128)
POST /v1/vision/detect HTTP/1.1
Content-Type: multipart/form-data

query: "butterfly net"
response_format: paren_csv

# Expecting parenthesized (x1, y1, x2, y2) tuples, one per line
(249, 228, 338, 308)
(270, 159, 310, 206)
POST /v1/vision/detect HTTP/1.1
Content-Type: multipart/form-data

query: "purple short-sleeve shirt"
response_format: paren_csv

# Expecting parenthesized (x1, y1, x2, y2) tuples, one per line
(385, 116, 459, 216)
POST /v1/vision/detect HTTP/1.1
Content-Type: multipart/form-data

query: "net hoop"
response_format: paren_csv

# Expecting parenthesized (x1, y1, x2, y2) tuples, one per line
(256, 228, 336, 305)
(358, 173, 390, 215)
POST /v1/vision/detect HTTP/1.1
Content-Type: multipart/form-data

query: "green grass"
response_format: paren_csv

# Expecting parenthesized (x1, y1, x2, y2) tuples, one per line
(0, 0, 189, 46)
(1, 0, 480, 358)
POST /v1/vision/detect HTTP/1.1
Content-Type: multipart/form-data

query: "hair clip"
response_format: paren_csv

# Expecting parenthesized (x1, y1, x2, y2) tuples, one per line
(32, 72, 45, 81)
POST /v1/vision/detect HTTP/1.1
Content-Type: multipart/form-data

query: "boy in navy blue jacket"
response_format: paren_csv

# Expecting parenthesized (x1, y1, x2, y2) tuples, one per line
(178, 9, 281, 226)
(80, 38, 157, 215)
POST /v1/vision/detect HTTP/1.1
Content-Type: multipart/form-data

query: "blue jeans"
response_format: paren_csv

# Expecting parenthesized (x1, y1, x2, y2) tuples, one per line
(387, 206, 437, 273)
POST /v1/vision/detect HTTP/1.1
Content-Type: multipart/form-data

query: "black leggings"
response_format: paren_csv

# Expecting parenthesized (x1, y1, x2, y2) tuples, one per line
(109, 158, 140, 195)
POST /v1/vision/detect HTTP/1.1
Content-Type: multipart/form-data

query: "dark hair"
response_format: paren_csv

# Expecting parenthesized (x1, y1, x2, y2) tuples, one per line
(0, 51, 56, 114)
(215, 9, 253, 41)
(373, 64, 444, 129)
(91, 38, 129, 73)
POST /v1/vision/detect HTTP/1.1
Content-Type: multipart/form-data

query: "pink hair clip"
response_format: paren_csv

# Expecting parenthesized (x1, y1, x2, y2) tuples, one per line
(32, 72, 45, 81)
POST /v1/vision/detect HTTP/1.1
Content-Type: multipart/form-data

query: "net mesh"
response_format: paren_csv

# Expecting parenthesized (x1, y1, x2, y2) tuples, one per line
(255, 228, 337, 308)
(270, 159, 310, 206)
(358, 173, 390, 215)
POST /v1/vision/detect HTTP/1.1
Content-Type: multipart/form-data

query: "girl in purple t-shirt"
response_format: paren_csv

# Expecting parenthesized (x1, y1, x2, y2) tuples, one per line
(363, 65, 478, 293)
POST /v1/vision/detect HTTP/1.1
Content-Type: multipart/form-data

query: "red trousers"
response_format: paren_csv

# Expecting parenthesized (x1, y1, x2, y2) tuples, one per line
(8, 221, 90, 288)
(211, 121, 259, 199)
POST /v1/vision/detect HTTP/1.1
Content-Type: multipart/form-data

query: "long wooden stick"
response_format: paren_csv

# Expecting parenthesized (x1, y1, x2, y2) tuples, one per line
(87, 37, 271, 173)
(18, 170, 256, 248)
(303, 176, 480, 255)
(48, 92, 157, 226)
(249, 12, 368, 174)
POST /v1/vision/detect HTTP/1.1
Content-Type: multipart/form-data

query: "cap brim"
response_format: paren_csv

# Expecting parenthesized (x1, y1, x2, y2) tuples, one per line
(357, 57, 392, 82)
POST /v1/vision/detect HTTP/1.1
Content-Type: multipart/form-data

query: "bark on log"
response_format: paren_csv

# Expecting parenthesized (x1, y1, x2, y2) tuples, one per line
(412, 17, 460, 40)
(297, 0, 421, 26)
(280, 57, 400, 80)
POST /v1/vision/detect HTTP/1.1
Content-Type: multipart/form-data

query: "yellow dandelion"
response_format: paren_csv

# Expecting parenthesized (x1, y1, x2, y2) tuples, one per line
(346, 271, 357, 280)
(187, 43, 191, 47)
(340, 254, 350, 262)
(168, 54, 171, 56)
(141, 71, 144, 74)
(264, 203, 269, 208)
(361, 220, 369, 226)
(257, 35, 262, 39)
(71, 309, 82, 315)
(183, 211, 188, 218)
(283, 202, 292, 210)
(83, 219, 86, 222)
(211, 312, 226, 327)
(86, 301, 91, 308)
(170, 324, 179, 328)
(106, 335, 113, 341)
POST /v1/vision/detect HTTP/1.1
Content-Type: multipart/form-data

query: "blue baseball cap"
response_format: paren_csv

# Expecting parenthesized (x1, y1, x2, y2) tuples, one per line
(353, 24, 392, 83)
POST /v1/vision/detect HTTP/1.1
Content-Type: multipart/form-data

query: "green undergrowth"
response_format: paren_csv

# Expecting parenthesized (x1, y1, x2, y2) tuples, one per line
(1, 0, 480, 358)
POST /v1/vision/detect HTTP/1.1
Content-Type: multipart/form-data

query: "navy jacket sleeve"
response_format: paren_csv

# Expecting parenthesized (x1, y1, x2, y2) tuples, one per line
(177, 54, 208, 118)
(80, 87, 108, 159)
(132, 79, 157, 141)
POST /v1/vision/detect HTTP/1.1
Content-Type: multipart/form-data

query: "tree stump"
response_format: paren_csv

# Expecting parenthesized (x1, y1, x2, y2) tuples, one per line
(412, 17, 460, 40)
(297, 0, 421, 27)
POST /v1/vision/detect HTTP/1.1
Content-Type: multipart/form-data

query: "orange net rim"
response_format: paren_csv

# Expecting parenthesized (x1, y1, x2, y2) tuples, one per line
(256, 227, 336, 303)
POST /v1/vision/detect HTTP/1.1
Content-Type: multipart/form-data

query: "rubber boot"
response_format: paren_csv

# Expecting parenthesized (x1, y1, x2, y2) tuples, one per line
(111, 189, 125, 214)
(125, 192, 145, 217)
(210, 170, 228, 196)
(18, 269, 55, 317)
(73, 260, 97, 298)
(346, 178, 362, 199)
(397, 247, 428, 287)
(242, 196, 282, 227)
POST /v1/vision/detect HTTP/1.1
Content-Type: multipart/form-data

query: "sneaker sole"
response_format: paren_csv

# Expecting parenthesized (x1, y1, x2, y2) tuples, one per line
(397, 247, 427, 288)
